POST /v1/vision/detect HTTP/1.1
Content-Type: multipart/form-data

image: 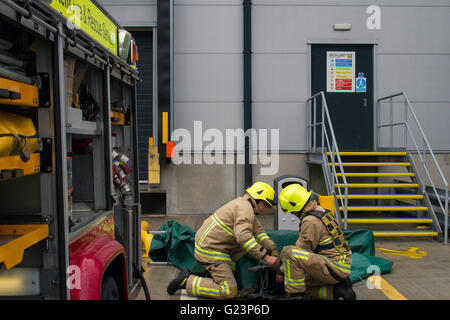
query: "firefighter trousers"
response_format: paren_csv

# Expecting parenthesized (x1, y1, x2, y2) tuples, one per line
(186, 263, 238, 300)
(280, 245, 350, 300)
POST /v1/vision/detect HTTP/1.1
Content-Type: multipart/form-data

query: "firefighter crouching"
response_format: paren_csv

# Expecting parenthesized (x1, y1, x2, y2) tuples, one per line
(276, 184, 356, 300)
(167, 182, 280, 299)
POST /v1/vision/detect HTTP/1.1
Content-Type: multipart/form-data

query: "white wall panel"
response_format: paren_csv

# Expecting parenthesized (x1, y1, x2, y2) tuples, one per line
(378, 55, 450, 102)
(375, 7, 450, 54)
(253, 54, 308, 102)
(174, 54, 242, 102)
(253, 5, 450, 54)
(99, 0, 157, 27)
(174, 102, 243, 133)
(378, 102, 450, 151)
(253, 6, 369, 54)
(252, 102, 307, 151)
(175, 6, 242, 53)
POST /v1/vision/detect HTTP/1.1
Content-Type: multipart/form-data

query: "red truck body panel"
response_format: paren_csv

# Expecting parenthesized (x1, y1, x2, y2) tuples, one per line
(69, 215, 129, 300)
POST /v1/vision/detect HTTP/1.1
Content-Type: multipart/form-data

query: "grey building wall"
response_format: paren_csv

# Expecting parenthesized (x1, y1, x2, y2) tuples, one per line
(252, 1, 450, 152)
(99, 0, 450, 214)
(99, 0, 157, 27)
(172, 0, 450, 152)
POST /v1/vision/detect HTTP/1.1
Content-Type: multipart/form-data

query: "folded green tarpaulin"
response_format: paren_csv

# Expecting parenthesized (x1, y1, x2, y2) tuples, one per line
(149, 220, 393, 289)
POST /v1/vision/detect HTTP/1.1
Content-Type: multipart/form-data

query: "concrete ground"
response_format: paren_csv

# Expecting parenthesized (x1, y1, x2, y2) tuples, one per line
(135, 213, 450, 301)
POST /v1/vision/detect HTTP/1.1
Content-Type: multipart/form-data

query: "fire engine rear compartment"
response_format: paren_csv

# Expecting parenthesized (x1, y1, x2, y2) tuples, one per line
(0, 0, 143, 300)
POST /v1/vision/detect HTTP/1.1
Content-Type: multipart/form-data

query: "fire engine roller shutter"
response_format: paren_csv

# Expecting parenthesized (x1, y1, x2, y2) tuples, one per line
(131, 30, 153, 182)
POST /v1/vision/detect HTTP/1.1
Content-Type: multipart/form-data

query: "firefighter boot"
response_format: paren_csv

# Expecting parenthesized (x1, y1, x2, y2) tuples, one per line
(167, 269, 191, 295)
(333, 278, 356, 300)
(287, 292, 310, 300)
(276, 292, 311, 300)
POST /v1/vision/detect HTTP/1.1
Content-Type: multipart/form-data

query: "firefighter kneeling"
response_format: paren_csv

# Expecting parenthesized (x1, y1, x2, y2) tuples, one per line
(167, 182, 280, 300)
(276, 184, 356, 300)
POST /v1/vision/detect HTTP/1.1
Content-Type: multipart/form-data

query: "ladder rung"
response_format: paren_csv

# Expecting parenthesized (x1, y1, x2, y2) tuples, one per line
(335, 183, 419, 188)
(336, 172, 414, 177)
(372, 231, 438, 237)
(340, 206, 428, 211)
(336, 194, 424, 200)
(327, 152, 407, 156)
(330, 162, 410, 167)
(347, 218, 433, 224)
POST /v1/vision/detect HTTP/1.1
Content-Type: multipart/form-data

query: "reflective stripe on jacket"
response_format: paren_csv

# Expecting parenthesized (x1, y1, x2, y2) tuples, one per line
(194, 195, 277, 265)
(296, 204, 352, 271)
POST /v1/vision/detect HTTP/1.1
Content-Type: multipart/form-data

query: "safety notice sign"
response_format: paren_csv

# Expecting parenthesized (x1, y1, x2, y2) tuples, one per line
(356, 73, 367, 93)
(327, 51, 355, 92)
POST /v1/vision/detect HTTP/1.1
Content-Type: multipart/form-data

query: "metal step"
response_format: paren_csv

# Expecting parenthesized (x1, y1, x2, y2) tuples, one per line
(340, 206, 428, 212)
(336, 172, 414, 177)
(336, 194, 423, 200)
(372, 231, 438, 237)
(330, 162, 410, 167)
(327, 152, 407, 156)
(347, 218, 433, 224)
(335, 183, 419, 188)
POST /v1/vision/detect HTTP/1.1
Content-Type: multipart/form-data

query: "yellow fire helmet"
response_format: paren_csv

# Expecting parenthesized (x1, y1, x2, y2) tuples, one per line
(279, 183, 312, 214)
(246, 182, 275, 207)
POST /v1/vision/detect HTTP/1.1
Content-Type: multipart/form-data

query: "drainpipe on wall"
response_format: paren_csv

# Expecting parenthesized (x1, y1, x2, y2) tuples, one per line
(243, 0, 252, 188)
(169, 0, 174, 141)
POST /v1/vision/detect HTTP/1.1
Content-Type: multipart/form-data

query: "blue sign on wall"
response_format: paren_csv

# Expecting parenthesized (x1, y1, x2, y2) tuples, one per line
(356, 73, 367, 92)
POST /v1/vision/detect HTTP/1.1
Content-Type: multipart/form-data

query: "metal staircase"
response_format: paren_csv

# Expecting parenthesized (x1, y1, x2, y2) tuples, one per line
(306, 92, 448, 244)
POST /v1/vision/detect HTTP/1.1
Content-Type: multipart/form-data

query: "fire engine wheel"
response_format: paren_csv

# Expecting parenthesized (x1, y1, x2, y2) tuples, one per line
(101, 276, 120, 300)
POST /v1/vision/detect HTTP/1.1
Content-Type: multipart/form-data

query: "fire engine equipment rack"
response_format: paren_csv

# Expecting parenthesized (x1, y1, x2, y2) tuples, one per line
(0, 0, 144, 300)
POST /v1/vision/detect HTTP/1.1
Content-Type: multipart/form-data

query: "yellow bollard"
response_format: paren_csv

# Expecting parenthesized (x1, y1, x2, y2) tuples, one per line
(141, 221, 153, 258)
(141, 220, 150, 232)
